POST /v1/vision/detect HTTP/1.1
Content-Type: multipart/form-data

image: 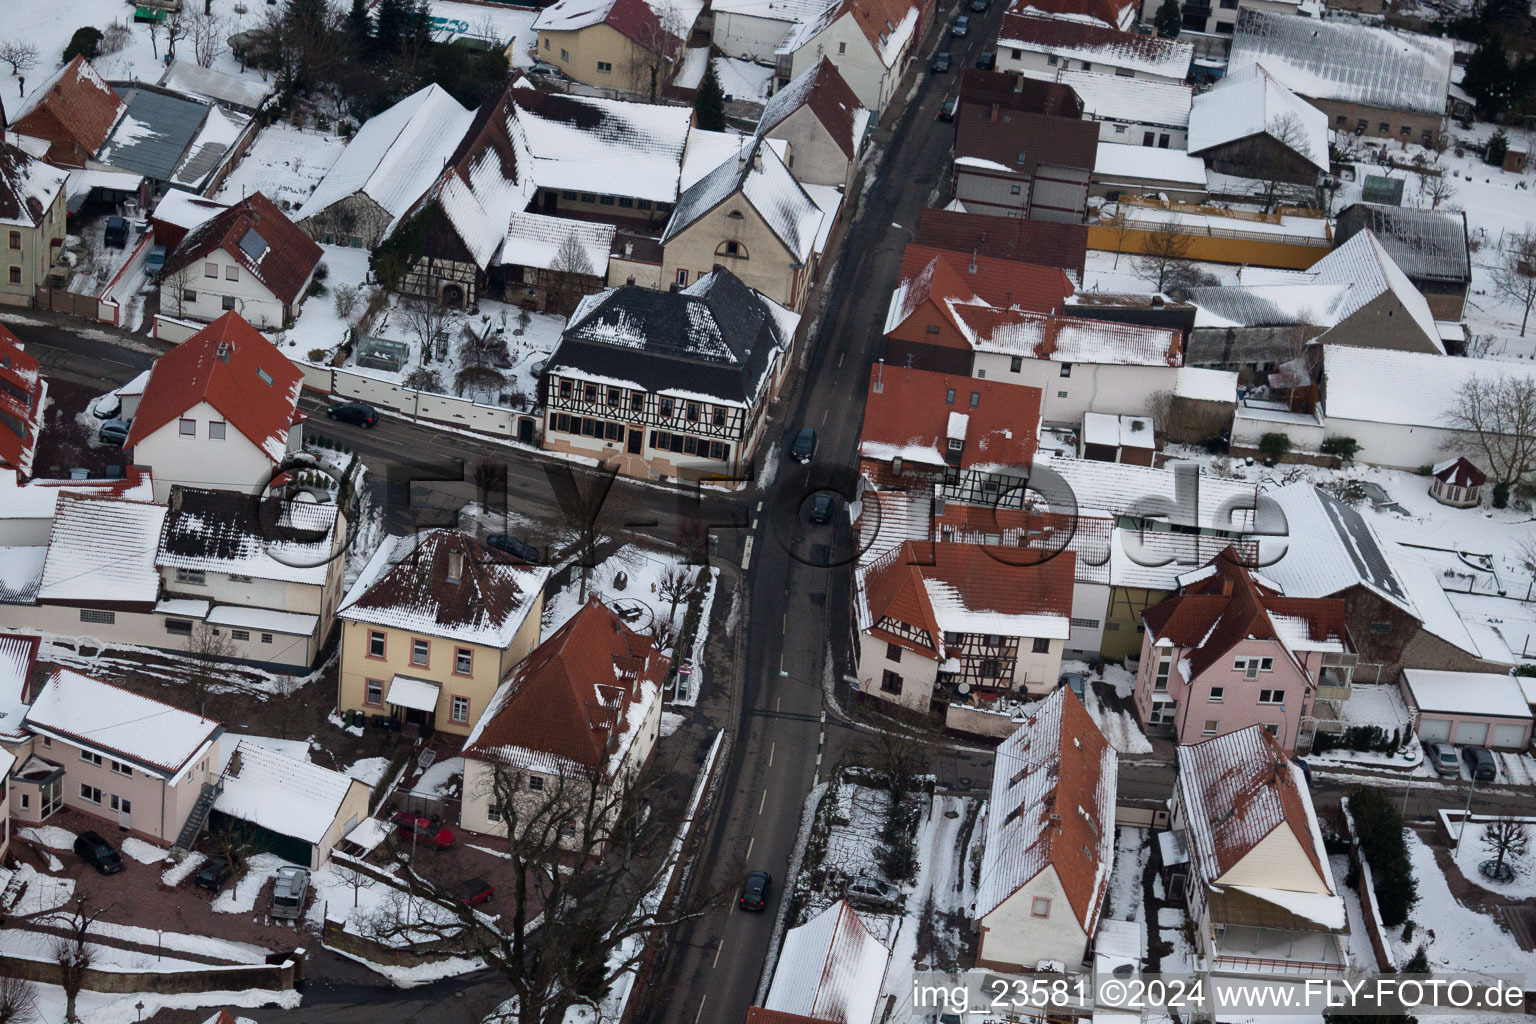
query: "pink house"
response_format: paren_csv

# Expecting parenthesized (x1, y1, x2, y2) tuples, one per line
(1132, 549, 1353, 755)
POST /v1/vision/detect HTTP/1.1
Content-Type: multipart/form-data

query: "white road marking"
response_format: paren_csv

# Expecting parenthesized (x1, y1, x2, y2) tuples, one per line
(694, 996, 708, 1023)
(759, 789, 767, 814)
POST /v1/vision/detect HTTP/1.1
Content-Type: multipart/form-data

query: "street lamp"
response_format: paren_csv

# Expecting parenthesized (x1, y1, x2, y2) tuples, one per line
(1455, 774, 1478, 859)
(135, 1001, 144, 1024)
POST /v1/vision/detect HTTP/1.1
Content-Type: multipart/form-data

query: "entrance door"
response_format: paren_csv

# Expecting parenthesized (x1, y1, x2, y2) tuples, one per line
(40, 778, 61, 819)
(627, 429, 642, 454)
(112, 795, 132, 831)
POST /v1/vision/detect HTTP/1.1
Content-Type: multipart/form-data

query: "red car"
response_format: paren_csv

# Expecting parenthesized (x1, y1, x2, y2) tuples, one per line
(390, 812, 456, 849)
(455, 877, 494, 906)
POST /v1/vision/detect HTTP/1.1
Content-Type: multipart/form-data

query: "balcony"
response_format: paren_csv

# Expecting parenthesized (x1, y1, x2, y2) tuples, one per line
(1210, 926, 1347, 977)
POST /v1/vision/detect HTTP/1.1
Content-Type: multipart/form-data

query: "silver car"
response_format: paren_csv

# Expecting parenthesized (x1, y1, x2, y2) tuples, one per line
(270, 866, 310, 920)
(1423, 741, 1460, 777)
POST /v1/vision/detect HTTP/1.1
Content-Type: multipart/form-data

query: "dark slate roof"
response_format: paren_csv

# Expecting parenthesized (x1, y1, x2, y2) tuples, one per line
(550, 268, 788, 406)
(157, 486, 338, 582)
(1333, 203, 1470, 286)
(958, 68, 1084, 118)
(99, 87, 210, 182)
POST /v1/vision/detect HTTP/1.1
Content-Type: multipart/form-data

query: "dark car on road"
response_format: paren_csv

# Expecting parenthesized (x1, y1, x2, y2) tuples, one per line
(790, 426, 818, 463)
(1462, 745, 1497, 782)
(952, 14, 970, 35)
(930, 50, 953, 73)
(486, 533, 543, 564)
(969, 0, 989, 10)
(940, 97, 958, 120)
(195, 856, 232, 891)
(739, 869, 772, 912)
(809, 493, 835, 524)
(326, 401, 379, 428)
(455, 877, 495, 906)
(391, 812, 456, 849)
(976, 50, 996, 69)
(74, 831, 124, 875)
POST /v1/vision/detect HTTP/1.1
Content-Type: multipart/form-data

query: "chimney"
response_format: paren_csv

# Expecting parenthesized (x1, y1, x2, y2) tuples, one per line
(873, 357, 884, 392)
(752, 147, 763, 172)
(227, 747, 242, 778)
(989, 102, 999, 123)
(216, 340, 232, 363)
(447, 550, 464, 584)
(969, 248, 978, 274)
(624, 240, 634, 257)
(627, 275, 636, 285)
(669, 281, 681, 292)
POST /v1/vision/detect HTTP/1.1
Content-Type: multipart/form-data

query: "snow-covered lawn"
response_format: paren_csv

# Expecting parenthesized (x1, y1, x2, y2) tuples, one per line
(88, 919, 274, 963)
(1447, 818, 1536, 900)
(32, 984, 298, 1024)
(1392, 829, 1530, 974)
(214, 124, 347, 210)
(410, 755, 463, 797)
(121, 836, 168, 864)
(1155, 904, 1196, 971)
(877, 796, 976, 1013)
(4, 864, 74, 916)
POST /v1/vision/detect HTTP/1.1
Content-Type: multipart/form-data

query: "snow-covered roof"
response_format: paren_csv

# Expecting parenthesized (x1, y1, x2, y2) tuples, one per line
(1186, 282, 1352, 329)
(151, 188, 229, 232)
(296, 84, 475, 236)
(510, 88, 694, 204)
(711, 0, 835, 20)
(1401, 669, 1532, 720)
(496, 211, 614, 274)
(1094, 142, 1208, 186)
(534, 0, 705, 54)
(1322, 345, 1536, 429)
(998, 12, 1193, 79)
(24, 668, 221, 779)
(158, 61, 273, 112)
(1309, 230, 1441, 352)
(664, 137, 822, 263)
(764, 900, 890, 1024)
(1229, 9, 1453, 117)
(38, 495, 168, 605)
(1334, 203, 1470, 285)
(215, 740, 364, 846)
(1187, 63, 1329, 172)
(0, 143, 68, 229)
(1040, 455, 1258, 532)
(1174, 366, 1239, 403)
(1258, 483, 1413, 613)
(0, 635, 38, 742)
(170, 104, 250, 191)
(1015, 67, 1191, 129)
(156, 487, 341, 587)
(756, 56, 870, 161)
(386, 675, 440, 713)
(976, 687, 1117, 932)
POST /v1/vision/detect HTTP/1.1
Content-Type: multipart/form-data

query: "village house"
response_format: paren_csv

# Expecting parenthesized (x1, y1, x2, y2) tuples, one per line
(295, 84, 475, 249)
(541, 268, 794, 481)
(17, 669, 222, 843)
(531, 0, 706, 94)
(158, 192, 323, 330)
(211, 739, 371, 869)
(915, 207, 1089, 279)
(952, 84, 1098, 223)
(773, 0, 930, 113)
(459, 599, 667, 842)
(1170, 725, 1348, 978)
(150, 190, 230, 252)
(755, 57, 872, 191)
(995, 14, 1194, 85)
(0, 326, 44, 479)
(661, 138, 828, 312)
(1186, 64, 1329, 192)
(336, 530, 551, 737)
(0, 142, 68, 308)
(1020, 67, 1191, 148)
(124, 312, 306, 503)
(1333, 204, 1471, 321)
(1229, 10, 1452, 147)
(1133, 548, 1353, 754)
(1023, 0, 1138, 30)
(497, 211, 615, 314)
(712, 0, 840, 62)
(974, 686, 1117, 971)
(852, 539, 1076, 713)
(760, 900, 890, 1024)
(8, 57, 125, 169)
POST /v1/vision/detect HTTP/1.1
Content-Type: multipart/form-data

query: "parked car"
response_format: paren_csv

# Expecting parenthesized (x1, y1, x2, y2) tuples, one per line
(790, 426, 818, 463)
(951, 15, 970, 35)
(809, 493, 835, 524)
(146, 245, 167, 276)
(103, 217, 129, 249)
(270, 866, 310, 919)
(976, 50, 996, 70)
(930, 50, 953, 73)
(194, 856, 232, 891)
(98, 419, 131, 446)
(1462, 745, 1497, 782)
(326, 401, 379, 428)
(455, 877, 495, 906)
(846, 875, 899, 908)
(939, 97, 958, 121)
(1424, 741, 1461, 777)
(738, 869, 772, 912)
(486, 533, 544, 564)
(526, 61, 564, 80)
(391, 811, 456, 849)
(74, 831, 124, 875)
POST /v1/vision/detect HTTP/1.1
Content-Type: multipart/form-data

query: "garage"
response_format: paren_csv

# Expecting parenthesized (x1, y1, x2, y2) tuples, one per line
(1400, 669, 1534, 753)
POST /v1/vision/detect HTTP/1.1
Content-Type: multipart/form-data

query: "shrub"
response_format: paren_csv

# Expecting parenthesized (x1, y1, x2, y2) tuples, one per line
(1258, 432, 1292, 464)
(308, 348, 327, 362)
(1492, 481, 1510, 509)
(63, 26, 103, 62)
(1487, 128, 1509, 167)
(402, 367, 443, 392)
(1320, 435, 1361, 464)
(1350, 786, 1418, 927)
(1401, 944, 1429, 973)
(307, 279, 329, 298)
(313, 261, 330, 282)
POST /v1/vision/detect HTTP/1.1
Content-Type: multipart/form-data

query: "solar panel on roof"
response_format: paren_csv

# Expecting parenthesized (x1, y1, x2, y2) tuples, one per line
(238, 228, 268, 262)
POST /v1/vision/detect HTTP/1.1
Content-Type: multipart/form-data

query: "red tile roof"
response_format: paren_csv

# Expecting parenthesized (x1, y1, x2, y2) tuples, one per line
(605, 0, 690, 55)
(161, 192, 322, 307)
(859, 365, 1041, 473)
(124, 312, 303, 462)
(891, 244, 1075, 327)
(745, 1010, 837, 1024)
(1433, 456, 1485, 488)
(0, 324, 44, 478)
(916, 208, 1088, 276)
(843, 0, 924, 60)
(958, 68, 1084, 117)
(758, 57, 866, 161)
(1142, 547, 1346, 677)
(999, 11, 1190, 70)
(1010, 0, 1136, 29)
(10, 57, 125, 168)
(464, 598, 669, 776)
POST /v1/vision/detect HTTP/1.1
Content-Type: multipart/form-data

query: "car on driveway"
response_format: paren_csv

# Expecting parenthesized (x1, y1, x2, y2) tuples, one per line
(103, 217, 129, 249)
(326, 401, 379, 428)
(1423, 741, 1460, 777)
(391, 812, 456, 849)
(74, 831, 124, 875)
(952, 14, 970, 35)
(1462, 745, 1497, 782)
(486, 533, 543, 564)
(271, 866, 310, 919)
(846, 875, 899, 908)
(195, 856, 231, 891)
(455, 877, 495, 906)
(930, 51, 952, 73)
(99, 419, 131, 446)
(739, 869, 772, 912)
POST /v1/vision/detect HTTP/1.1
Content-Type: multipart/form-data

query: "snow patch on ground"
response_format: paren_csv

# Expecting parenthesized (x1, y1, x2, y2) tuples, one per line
(346, 756, 392, 787)
(121, 837, 167, 864)
(1392, 829, 1531, 973)
(19, 826, 76, 850)
(163, 852, 207, 887)
(1084, 677, 1153, 755)
(660, 711, 686, 737)
(1448, 819, 1536, 900)
(212, 854, 286, 914)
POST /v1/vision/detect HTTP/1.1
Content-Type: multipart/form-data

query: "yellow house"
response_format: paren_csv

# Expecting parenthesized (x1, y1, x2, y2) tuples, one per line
(0, 141, 68, 308)
(336, 531, 550, 738)
(530, 0, 705, 96)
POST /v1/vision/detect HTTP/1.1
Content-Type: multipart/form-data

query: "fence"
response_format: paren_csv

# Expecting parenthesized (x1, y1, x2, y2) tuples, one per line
(32, 287, 102, 320)
(0, 950, 300, 994)
(301, 364, 541, 443)
(97, 229, 157, 328)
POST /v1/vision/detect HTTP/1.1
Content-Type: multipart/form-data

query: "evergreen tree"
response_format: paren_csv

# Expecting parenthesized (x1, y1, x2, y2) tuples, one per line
(1154, 0, 1181, 38)
(348, 0, 371, 45)
(374, 0, 407, 54)
(1463, 35, 1513, 116)
(694, 62, 726, 131)
(1488, 127, 1511, 166)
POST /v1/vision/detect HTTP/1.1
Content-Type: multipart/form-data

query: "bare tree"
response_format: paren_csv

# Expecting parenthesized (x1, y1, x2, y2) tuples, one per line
(365, 757, 721, 1024)
(0, 976, 40, 1024)
(1491, 227, 1536, 335)
(547, 232, 595, 315)
(1259, 113, 1317, 213)
(0, 40, 38, 77)
(164, 8, 193, 63)
(161, 264, 197, 320)
(1444, 373, 1536, 483)
(184, 622, 236, 719)
(46, 895, 106, 1024)
(189, 9, 227, 68)
(1133, 219, 1195, 293)
(656, 565, 694, 629)
(146, 17, 164, 59)
(398, 297, 457, 364)
(335, 860, 379, 908)
(332, 282, 362, 322)
(1421, 172, 1458, 210)
(1480, 816, 1530, 878)
(625, 0, 685, 101)
(1108, 206, 1136, 269)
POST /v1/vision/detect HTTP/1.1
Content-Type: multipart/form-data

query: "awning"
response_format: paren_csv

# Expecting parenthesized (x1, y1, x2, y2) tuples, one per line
(386, 675, 440, 712)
